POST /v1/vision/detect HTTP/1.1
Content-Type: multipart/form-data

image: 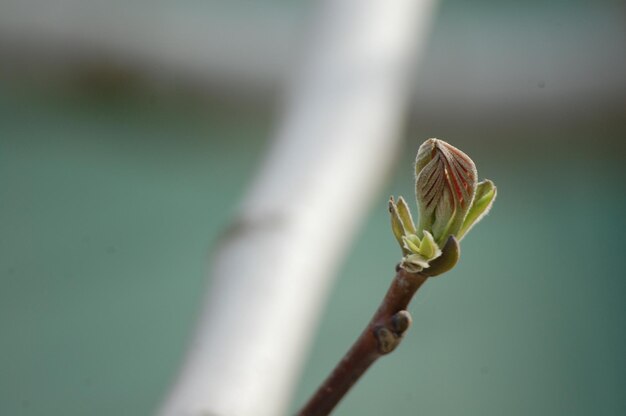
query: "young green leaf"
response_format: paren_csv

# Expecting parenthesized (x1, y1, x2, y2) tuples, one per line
(396, 196, 416, 235)
(389, 197, 407, 254)
(457, 180, 497, 240)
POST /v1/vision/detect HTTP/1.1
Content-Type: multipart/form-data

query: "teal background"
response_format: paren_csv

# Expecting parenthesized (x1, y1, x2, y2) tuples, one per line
(291, 126, 626, 415)
(2, 85, 625, 416)
(1, 1, 626, 415)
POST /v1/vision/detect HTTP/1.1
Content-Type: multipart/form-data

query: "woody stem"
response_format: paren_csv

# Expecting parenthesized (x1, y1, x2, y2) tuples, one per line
(297, 267, 428, 416)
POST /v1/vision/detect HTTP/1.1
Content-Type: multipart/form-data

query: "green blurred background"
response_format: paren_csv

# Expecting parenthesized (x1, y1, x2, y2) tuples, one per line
(1, 1, 625, 415)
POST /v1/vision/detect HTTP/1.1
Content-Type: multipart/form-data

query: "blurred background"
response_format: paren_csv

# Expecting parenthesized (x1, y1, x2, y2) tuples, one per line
(1, 1, 625, 415)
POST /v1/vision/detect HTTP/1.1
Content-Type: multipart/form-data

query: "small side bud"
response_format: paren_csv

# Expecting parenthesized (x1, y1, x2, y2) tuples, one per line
(375, 327, 398, 354)
(391, 310, 412, 334)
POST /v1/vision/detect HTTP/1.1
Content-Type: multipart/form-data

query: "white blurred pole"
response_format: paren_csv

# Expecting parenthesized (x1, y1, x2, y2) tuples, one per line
(158, 1, 437, 415)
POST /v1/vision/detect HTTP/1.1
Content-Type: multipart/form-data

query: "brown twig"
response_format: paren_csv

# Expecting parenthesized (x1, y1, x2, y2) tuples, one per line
(298, 266, 428, 416)
(298, 236, 459, 416)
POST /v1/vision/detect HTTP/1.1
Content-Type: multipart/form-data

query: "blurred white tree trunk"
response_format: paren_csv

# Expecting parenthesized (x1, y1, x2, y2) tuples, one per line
(159, 1, 437, 415)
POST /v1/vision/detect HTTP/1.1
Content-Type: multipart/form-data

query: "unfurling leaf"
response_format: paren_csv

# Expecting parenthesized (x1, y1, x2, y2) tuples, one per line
(457, 179, 497, 240)
(415, 138, 477, 246)
(388, 138, 496, 274)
